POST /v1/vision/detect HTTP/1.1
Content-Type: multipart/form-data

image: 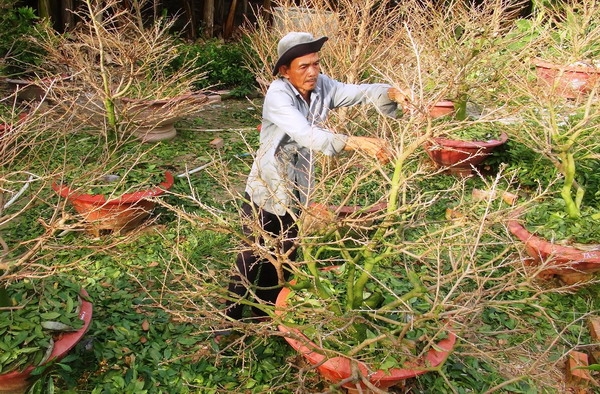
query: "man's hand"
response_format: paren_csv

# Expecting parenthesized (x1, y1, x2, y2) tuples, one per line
(301, 203, 336, 235)
(388, 87, 411, 109)
(344, 136, 392, 164)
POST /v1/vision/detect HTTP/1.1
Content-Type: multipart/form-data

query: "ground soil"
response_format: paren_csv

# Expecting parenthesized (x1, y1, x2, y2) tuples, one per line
(191, 96, 264, 131)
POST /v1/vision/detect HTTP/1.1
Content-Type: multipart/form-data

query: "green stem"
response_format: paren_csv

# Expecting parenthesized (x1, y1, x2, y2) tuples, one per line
(351, 252, 376, 309)
(454, 94, 468, 121)
(304, 245, 333, 301)
(348, 147, 409, 309)
(559, 152, 581, 218)
(86, 0, 117, 131)
(339, 245, 357, 311)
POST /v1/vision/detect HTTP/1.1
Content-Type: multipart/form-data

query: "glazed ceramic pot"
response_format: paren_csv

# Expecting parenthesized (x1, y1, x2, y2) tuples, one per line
(426, 132, 508, 175)
(52, 171, 174, 236)
(429, 100, 456, 118)
(533, 58, 600, 99)
(275, 285, 456, 392)
(0, 290, 93, 394)
(4, 78, 46, 102)
(122, 93, 215, 142)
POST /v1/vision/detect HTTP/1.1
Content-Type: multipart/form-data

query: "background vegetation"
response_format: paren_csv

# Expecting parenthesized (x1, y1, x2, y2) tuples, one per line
(1, 0, 599, 393)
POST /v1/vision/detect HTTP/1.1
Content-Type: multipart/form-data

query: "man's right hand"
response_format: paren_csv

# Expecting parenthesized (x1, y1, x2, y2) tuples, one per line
(301, 203, 336, 234)
(344, 136, 392, 164)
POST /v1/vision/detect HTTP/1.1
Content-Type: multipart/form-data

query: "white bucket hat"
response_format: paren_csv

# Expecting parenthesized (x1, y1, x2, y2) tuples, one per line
(272, 32, 328, 76)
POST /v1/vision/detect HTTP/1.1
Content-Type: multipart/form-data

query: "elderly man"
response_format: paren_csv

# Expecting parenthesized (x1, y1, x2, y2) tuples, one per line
(223, 31, 407, 322)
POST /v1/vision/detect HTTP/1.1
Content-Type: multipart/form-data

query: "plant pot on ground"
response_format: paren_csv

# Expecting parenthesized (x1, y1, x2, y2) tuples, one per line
(503, 70, 600, 284)
(429, 100, 457, 119)
(121, 92, 218, 142)
(53, 168, 174, 237)
(275, 277, 456, 392)
(425, 121, 509, 176)
(514, 1, 600, 100)
(0, 276, 93, 394)
(507, 209, 600, 285)
(3, 78, 46, 102)
(506, 188, 600, 285)
(269, 163, 458, 391)
(471, 185, 600, 284)
(533, 59, 600, 99)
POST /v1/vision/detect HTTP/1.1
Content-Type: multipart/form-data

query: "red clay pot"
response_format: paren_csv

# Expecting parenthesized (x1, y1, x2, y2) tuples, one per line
(52, 171, 174, 236)
(329, 201, 388, 218)
(429, 100, 456, 118)
(0, 113, 27, 131)
(534, 58, 600, 99)
(0, 290, 93, 394)
(426, 132, 508, 175)
(507, 213, 600, 284)
(122, 93, 216, 142)
(275, 286, 456, 391)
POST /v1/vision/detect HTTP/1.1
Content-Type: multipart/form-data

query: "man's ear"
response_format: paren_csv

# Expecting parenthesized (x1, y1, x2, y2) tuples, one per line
(279, 65, 289, 78)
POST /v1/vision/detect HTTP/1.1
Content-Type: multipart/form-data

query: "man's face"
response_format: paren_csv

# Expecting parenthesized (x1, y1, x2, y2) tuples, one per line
(280, 52, 321, 98)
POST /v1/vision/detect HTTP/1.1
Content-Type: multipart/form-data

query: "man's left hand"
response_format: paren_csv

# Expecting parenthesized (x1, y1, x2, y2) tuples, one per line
(388, 87, 411, 109)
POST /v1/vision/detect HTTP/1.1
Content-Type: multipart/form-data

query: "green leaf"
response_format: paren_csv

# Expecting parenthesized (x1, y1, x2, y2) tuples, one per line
(40, 312, 62, 320)
(378, 355, 399, 371)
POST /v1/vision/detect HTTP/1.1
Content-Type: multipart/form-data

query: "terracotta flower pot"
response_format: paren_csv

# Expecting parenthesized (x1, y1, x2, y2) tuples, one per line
(275, 286, 456, 391)
(52, 171, 174, 236)
(0, 113, 27, 133)
(0, 290, 93, 394)
(4, 78, 46, 102)
(425, 132, 508, 175)
(507, 212, 600, 284)
(329, 201, 388, 218)
(429, 100, 456, 118)
(122, 93, 216, 142)
(533, 58, 600, 99)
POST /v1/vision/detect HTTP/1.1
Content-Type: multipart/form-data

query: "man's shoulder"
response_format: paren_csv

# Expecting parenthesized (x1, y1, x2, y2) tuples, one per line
(267, 78, 289, 91)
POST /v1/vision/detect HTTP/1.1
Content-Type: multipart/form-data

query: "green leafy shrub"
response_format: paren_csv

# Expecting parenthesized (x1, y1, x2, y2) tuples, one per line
(174, 38, 258, 98)
(0, 3, 45, 76)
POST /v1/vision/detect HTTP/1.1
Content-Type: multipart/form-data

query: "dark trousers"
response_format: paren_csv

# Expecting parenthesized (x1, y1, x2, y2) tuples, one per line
(225, 197, 298, 320)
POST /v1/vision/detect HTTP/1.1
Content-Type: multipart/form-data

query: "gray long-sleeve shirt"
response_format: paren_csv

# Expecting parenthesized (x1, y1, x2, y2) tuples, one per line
(245, 74, 397, 216)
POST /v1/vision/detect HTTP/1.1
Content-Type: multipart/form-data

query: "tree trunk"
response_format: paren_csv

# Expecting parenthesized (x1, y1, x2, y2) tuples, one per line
(223, 0, 237, 38)
(61, 0, 74, 30)
(182, 0, 196, 39)
(261, 0, 271, 20)
(203, 0, 215, 38)
(38, 0, 51, 19)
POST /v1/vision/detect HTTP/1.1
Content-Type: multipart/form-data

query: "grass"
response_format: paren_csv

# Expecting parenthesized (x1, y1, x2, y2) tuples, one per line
(1, 0, 596, 391)
(3, 99, 600, 393)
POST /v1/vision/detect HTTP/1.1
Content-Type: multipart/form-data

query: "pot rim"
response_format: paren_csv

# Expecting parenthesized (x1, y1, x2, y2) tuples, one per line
(431, 132, 508, 148)
(52, 171, 174, 205)
(275, 283, 456, 385)
(533, 58, 600, 74)
(0, 288, 93, 380)
(507, 208, 600, 273)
